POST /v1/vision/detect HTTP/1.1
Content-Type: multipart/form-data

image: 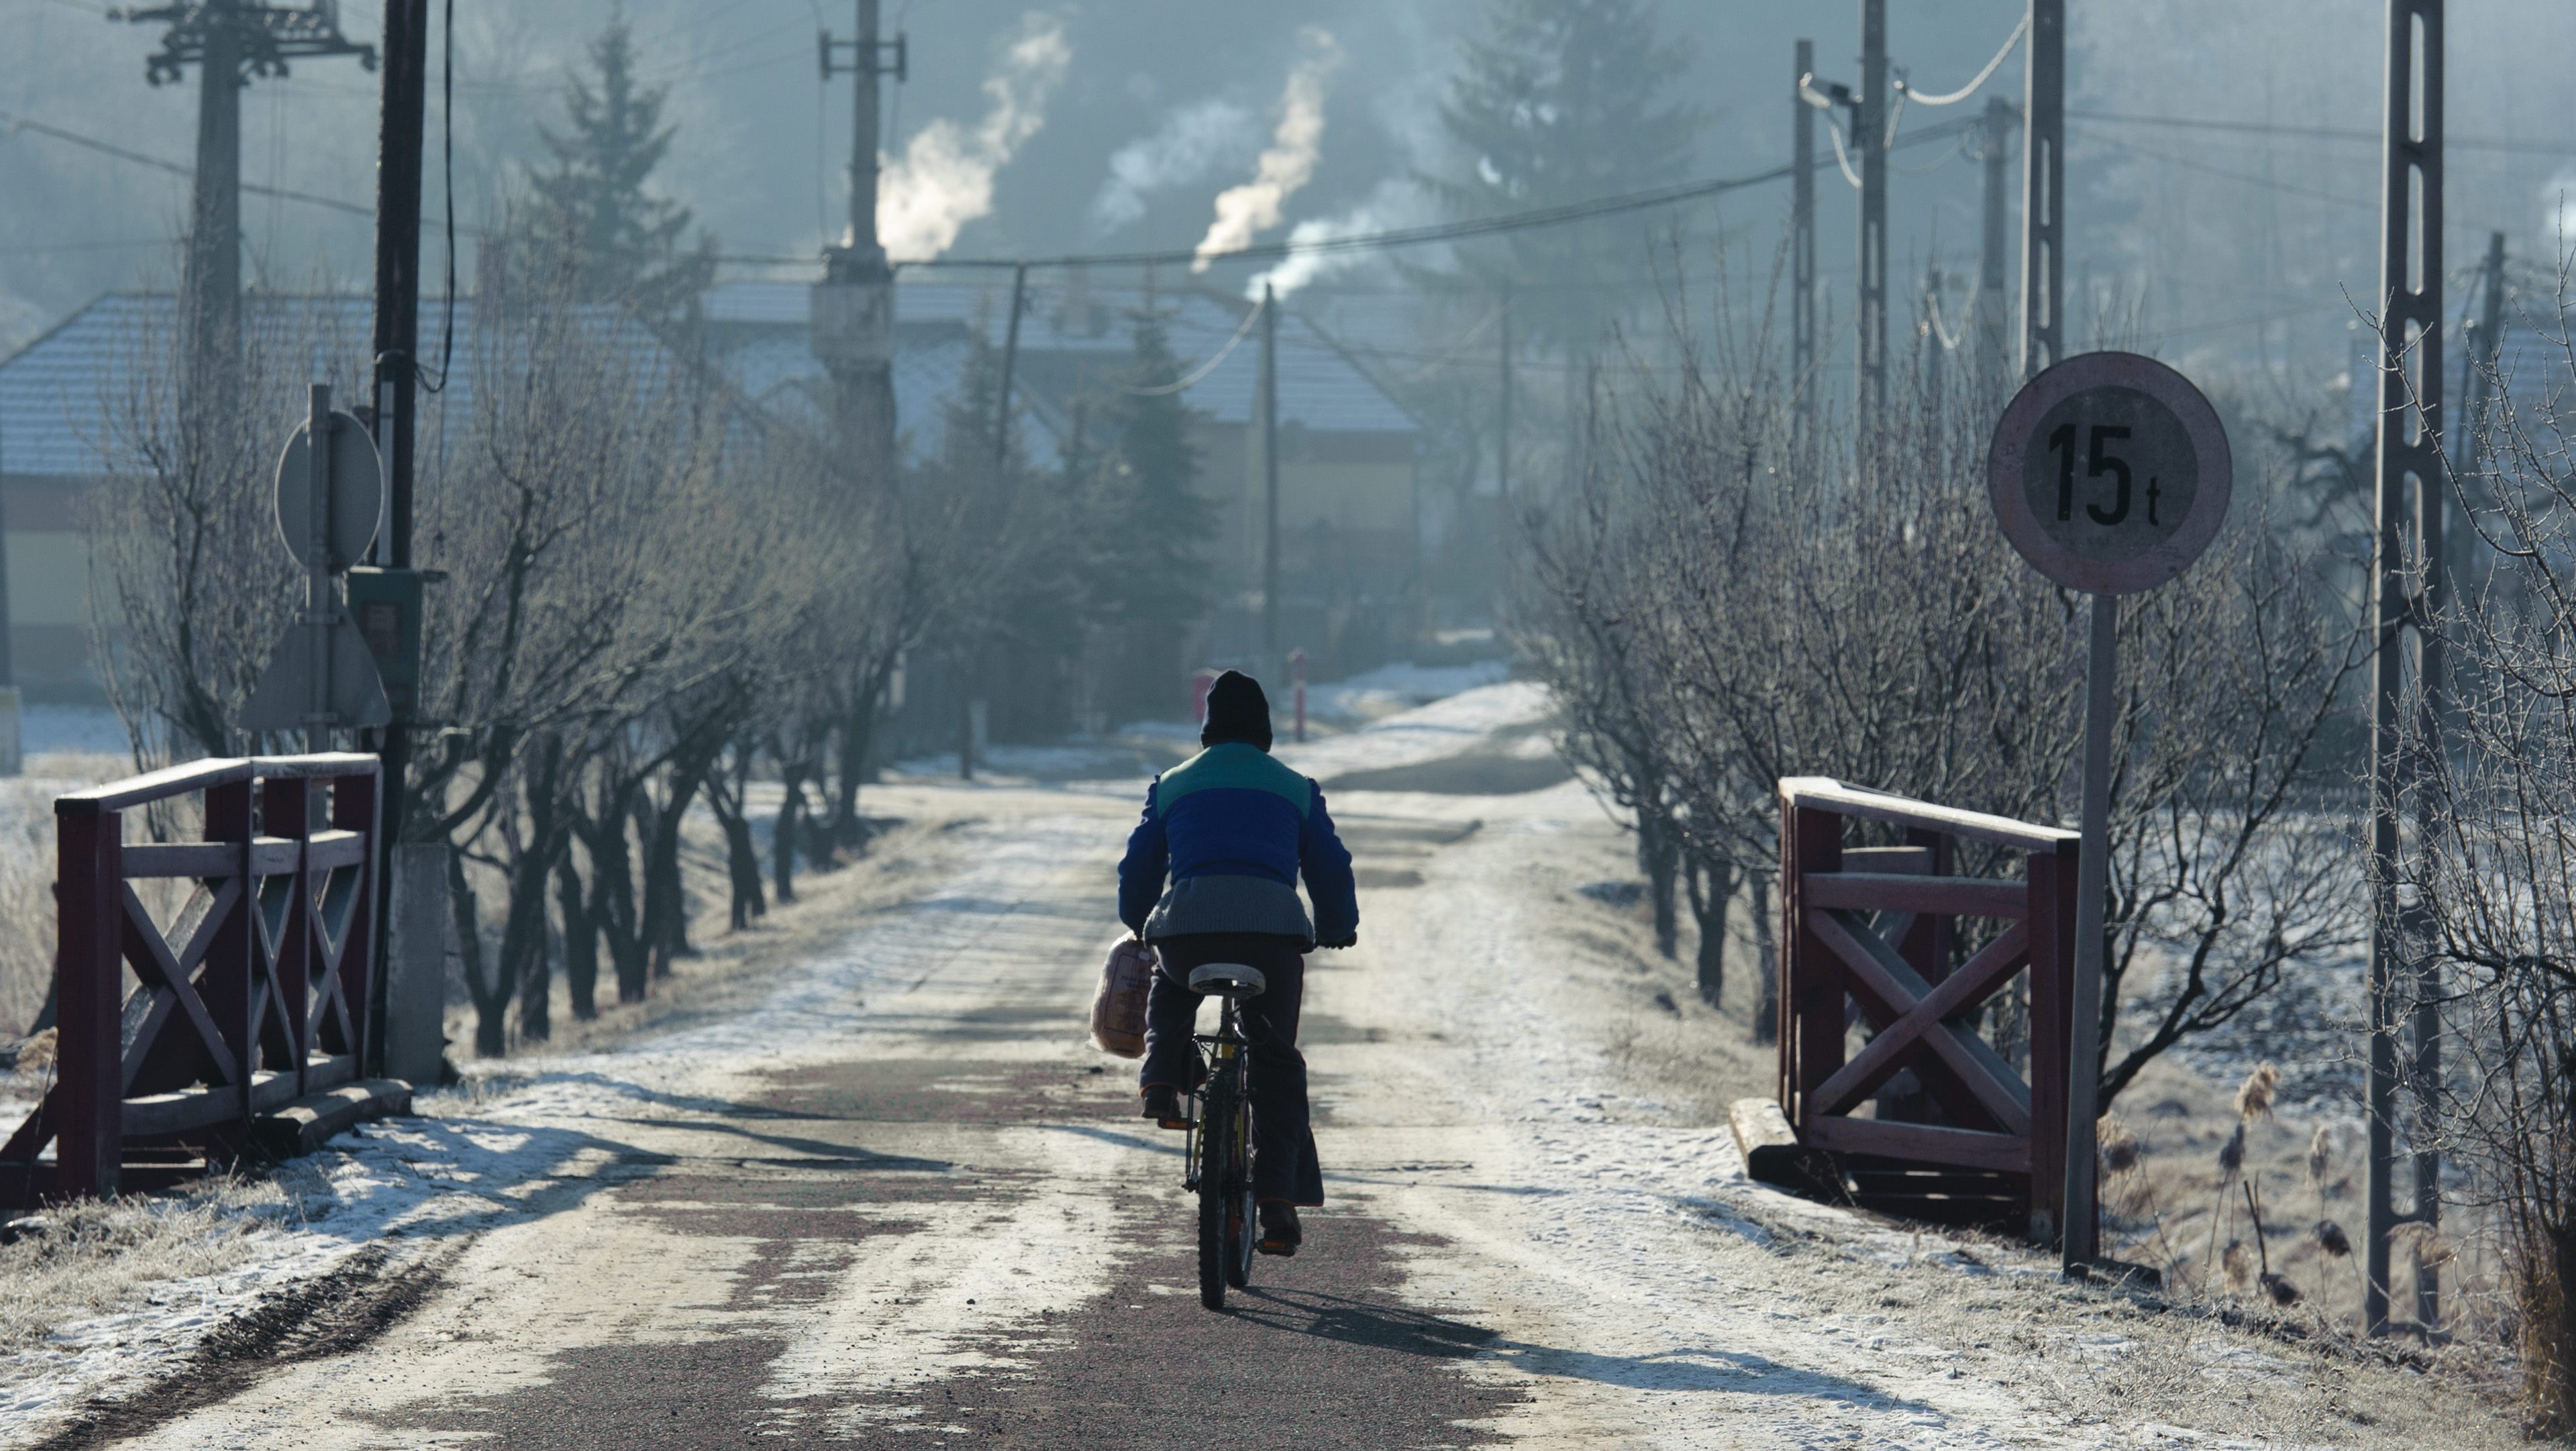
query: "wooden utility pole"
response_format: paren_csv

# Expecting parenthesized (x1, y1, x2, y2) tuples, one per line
(1792, 37, 1818, 441)
(1977, 95, 2014, 389)
(817, 0, 906, 490)
(1261, 284, 1282, 684)
(2021, 0, 2065, 378)
(1498, 280, 1513, 501)
(2367, 0, 2444, 1340)
(992, 263, 1027, 468)
(1856, 1, 1889, 429)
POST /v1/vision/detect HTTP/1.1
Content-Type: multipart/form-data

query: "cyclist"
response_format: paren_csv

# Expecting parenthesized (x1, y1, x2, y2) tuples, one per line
(1119, 669, 1356, 1258)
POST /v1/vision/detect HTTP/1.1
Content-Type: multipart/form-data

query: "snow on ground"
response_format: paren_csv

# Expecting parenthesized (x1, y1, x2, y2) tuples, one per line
(1272, 678, 1552, 781)
(0, 809, 1111, 1442)
(1302, 658, 1512, 726)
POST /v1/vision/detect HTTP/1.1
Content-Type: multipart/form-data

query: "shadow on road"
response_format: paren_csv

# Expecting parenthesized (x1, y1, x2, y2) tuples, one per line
(1227, 1286, 1498, 1358)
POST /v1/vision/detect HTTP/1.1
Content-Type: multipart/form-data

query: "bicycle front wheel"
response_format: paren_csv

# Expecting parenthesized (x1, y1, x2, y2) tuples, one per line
(1196, 1075, 1237, 1311)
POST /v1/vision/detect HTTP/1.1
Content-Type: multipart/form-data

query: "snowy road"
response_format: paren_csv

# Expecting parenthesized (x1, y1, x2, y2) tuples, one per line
(5, 684, 2504, 1449)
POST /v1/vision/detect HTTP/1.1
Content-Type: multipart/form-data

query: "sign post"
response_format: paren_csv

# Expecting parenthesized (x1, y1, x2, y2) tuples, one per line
(242, 384, 393, 739)
(1988, 350, 2231, 1275)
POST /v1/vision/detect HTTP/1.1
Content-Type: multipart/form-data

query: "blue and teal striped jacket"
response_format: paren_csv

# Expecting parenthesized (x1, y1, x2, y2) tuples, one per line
(1117, 743, 1358, 947)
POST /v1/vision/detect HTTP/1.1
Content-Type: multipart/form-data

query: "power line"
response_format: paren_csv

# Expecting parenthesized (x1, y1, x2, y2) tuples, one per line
(720, 115, 1986, 274)
(2072, 107, 2576, 157)
(0, 109, 374, 218)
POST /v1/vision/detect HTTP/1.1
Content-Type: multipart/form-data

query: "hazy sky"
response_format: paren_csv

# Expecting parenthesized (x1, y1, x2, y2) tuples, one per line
(3, 1, 2573, 394)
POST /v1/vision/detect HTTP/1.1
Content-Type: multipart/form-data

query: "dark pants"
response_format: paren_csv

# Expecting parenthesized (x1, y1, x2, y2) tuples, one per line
(1141, 933, 1323, 1207)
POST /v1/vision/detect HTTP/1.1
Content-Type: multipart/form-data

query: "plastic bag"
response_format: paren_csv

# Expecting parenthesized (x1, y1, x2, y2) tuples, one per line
(1090, 938, 1155, 1058)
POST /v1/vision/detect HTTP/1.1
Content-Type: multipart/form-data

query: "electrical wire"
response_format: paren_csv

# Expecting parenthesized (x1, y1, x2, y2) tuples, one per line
(891, 115, 1981, 272)
(1897, 14, 2028, 107)
(1824, 115, 1863, 190)
(0, 110, 374, 217)
(1115, 292, 1266, 396)
(418, 0, 458, 394)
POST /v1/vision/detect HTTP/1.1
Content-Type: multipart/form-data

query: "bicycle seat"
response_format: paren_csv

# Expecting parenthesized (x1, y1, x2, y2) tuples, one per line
(1187, 963, 1267, 998)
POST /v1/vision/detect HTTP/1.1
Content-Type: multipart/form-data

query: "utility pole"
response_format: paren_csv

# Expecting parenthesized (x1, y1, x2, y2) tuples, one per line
(2366, 0, 2443, 1340)
(1856, 0, 1889, 432)
(817, 0, 907, 491)
(1261, 284, 1282, 686)
(1792, 38, 1818, 447)
(1923, 262, 1945, 402)
(365, 0, 428, 1079)
(116, 3, 376, 426)
(1497, 280, 1513, 502)
(992, 263, 1027, 468)
(2450, 232, 2506, 582)
(2021, 0, 2065, 378)
(1977, 94, 2014, 390)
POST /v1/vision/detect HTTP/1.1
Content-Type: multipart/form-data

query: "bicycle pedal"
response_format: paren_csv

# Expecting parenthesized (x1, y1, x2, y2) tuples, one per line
(1157, 1115, 1194, 1130)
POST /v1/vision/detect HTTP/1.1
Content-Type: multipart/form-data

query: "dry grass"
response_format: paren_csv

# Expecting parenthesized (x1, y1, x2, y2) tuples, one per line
(1, 752, 144, 1044)
(0, 1174, 292, 1354)
(1526, 816, 2524, 1445)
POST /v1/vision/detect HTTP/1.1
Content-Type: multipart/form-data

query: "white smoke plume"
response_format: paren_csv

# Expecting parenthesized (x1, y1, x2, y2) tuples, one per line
(1191, 30, 1343, 273)
(878, 14, 1070, 260)
(1247, 176, 1436, 299)
(1089, 99, 1261, 235)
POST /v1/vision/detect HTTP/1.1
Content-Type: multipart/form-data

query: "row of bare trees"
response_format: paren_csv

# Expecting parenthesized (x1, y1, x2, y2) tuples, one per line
(1521, 278, 2366, 1107)
(87, 266, 972, 1059)
(2397, 272, 2576, 1432)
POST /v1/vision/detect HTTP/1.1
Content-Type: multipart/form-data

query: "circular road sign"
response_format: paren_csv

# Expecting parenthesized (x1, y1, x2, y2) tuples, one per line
(1988, 351, 2232, 595)
(274, 409, 384, 571)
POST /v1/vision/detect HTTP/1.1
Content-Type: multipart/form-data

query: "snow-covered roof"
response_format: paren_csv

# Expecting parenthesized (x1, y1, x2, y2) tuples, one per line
(0, 292, 685, 480)
(702, 278, 1420, 464)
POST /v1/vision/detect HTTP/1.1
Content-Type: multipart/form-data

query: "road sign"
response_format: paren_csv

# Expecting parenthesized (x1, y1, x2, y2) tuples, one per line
(1987, 351, 2232, 596)
(242, 385, 391, 739)
(1987, 350, 2232, 1277)
(274, 408, 384, 570)
(240, 616, 392, 731)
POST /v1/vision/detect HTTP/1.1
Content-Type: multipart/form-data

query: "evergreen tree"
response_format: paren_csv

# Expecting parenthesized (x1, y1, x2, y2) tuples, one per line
(1425, 0, 1702, 354)
(518, 16, 716, 323)
(1082, 310, 1214, 627)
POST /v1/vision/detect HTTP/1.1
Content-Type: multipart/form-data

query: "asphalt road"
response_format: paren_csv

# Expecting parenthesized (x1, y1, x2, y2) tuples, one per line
(84, 792, 1537, 1450)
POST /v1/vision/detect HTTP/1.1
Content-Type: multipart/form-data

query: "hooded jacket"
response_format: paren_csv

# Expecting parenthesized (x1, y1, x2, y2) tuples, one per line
(1117, 743, 1358, 948)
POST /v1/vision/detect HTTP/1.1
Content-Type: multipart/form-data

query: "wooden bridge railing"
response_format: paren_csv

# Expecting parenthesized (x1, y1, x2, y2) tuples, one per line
(1, 753, 380, 1205)
(1777, 775, 2091, 1254)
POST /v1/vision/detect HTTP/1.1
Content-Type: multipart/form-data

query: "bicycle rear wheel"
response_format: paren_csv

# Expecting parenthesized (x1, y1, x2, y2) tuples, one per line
(1197, 1075, 1237, 1310)
(1225, 1094, 1255, 1288)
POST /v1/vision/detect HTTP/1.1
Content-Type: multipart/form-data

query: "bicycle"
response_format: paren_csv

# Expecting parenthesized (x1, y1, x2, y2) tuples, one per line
(1180, 960, 1265, 1311)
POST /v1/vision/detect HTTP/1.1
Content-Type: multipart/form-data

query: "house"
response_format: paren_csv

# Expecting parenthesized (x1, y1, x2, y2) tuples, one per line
(701, 276, 1425, 727)
(0, 292, 687, 702)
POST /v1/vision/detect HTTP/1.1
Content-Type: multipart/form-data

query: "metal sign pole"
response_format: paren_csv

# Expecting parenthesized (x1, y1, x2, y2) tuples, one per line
(2061, 590, 2116, 1272)
(305, 382, 333, 755)
(1988, 350, 2232, 1271)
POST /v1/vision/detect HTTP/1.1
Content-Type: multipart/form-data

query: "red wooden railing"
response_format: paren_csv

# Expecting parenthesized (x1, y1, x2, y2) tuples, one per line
(1, 753, 380, 1205)
(1777, 775, 2091, 1254)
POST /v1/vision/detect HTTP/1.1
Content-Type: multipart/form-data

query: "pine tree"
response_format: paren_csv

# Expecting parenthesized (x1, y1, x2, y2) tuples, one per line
(1082, 310, 1214, 628)
(1425, 0, 1702, 354)
(518, 16, 716, 323)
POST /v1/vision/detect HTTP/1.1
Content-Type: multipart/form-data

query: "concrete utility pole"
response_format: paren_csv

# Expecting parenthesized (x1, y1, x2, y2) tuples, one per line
(1261, 284, 1282, 685)
(1792, 38, 1818, 442)
(817, 0, 907, 490)
(1977, 95, 2014, 389)
(992, 263, 1027, 468)
(116, 2, 376, 419)
(367, 0, 429, 1078)
(2021, 0, 2065, 378)
(2366, 0, 2443, 1340)
(1856, 0, 1889, 431)
(1923, 262, 1945, 402)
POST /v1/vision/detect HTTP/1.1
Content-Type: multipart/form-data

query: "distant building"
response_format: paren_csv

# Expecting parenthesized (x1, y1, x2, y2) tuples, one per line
(701, 277, 1424, 725)
(0, 292, 684, 702)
